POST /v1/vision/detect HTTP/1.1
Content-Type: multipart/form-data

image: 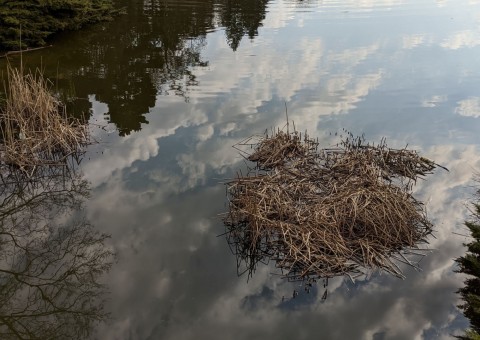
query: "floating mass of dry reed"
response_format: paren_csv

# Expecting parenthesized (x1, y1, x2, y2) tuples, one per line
(223, 127, 445, 281)
(0, 65, 90, 172)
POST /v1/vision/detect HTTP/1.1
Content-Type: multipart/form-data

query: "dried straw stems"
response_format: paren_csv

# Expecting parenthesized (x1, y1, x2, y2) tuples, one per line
(224, 129, 444, 281)
(0, 65, 90, 172)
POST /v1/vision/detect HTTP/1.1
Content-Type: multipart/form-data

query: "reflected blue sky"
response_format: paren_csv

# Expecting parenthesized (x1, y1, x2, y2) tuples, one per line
(17, 0, 480, 338)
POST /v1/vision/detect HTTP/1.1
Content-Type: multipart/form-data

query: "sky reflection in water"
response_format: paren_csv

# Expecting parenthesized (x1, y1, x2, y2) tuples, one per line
(4, 0, 480, 338)
(86, 1, 480, 339)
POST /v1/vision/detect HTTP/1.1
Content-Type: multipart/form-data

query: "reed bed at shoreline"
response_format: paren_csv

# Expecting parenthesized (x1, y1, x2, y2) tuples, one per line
(223, 128, 444, 281)
(0, 65, 90, 171)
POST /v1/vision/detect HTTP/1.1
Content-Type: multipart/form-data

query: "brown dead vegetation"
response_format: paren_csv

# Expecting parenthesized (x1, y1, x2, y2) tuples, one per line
(223, 127, 444, 281)
(0, 65, 90, 172)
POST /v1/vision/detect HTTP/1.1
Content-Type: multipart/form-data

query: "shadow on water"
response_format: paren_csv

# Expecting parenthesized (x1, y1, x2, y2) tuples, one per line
(0, 0, 271, 137)
(0, 158, 114, 339)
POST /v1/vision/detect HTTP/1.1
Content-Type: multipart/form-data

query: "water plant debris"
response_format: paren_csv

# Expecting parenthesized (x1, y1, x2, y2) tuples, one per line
(223, 127, 446, 282)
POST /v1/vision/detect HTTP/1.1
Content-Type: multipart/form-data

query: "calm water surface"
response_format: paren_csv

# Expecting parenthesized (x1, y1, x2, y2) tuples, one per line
(3, 0, 480, 339)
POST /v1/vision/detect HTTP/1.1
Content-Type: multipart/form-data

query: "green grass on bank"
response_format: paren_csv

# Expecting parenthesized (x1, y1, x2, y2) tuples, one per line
(0, 0, 117, 51)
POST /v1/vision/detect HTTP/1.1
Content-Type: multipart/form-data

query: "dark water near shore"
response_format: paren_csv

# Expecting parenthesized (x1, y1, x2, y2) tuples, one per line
(3, 0, 480, 338)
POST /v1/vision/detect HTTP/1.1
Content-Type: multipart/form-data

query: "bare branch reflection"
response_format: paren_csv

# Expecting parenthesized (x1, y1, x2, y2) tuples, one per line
(0, 161, 114, 339)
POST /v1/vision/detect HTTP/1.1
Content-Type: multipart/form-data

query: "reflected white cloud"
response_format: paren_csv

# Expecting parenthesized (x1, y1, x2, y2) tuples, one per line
(325, 71, 383, 113)
(319, 0, 405, 10)
(87, 126, 478, 340)
(196, 124, 215, 142)
(83, 32, 387, 188)
(455, 97, 480, 117)
(327, 43, 380, 66)
(262, 1, 297, 29)
(177, 153, 207, 187)
(78, 1, 480, 339)
(403, 34, 427, 49)
(421, 95, 447, 108)
(83, 99, 210, 185)
(354, 0, 405, 7)
(441, 30, 480, 49)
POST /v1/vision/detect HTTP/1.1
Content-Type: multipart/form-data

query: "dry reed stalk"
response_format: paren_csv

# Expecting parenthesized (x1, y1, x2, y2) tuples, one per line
(224, 129, 444, 281)
(0, 65, 90, 171)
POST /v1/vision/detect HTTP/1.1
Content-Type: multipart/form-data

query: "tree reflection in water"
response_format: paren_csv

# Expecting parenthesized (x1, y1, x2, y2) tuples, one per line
(10, 0, 271, 137)
(217, 0, 270, 51)
(0, 160, 114, 339)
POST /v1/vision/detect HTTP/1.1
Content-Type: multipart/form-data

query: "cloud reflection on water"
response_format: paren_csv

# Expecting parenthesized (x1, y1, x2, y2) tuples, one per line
(75, 0, 480, 339)
(87, 137, 476, 339)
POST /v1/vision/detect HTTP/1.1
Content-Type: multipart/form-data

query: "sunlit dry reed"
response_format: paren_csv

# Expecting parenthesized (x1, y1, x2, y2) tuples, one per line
(0, 65, 90, 171)
(223, 128, 444, 281)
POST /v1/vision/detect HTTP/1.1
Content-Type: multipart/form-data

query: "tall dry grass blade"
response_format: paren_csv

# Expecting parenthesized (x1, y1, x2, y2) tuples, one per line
(0, 65, 91, 171)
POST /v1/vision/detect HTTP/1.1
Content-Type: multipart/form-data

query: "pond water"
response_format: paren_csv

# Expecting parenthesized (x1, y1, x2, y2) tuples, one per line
(2, 0, 480, 338)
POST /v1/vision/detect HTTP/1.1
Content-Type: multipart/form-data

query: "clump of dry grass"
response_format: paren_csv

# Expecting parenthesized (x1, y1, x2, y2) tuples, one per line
(223, 128, 444, 281)
(0, 65, 90, 171)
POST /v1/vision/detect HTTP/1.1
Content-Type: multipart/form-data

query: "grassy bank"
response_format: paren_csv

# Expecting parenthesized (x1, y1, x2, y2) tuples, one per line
(0, 0, 118, 51)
